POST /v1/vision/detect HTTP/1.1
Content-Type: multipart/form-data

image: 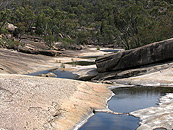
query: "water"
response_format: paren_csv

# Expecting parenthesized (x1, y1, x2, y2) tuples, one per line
(80, 87, 173, 130)
(26, 69, 79, 79)
(109, 87, 171, 113)
(26, 68, 173, 130)
(80, 113, 139, 130)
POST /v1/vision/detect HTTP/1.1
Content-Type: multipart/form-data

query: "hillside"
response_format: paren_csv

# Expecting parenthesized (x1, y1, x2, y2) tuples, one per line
(0, 0, 172, 50)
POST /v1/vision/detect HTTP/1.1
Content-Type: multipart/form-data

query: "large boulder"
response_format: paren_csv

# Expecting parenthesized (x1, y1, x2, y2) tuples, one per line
(96, 38, 173, 73)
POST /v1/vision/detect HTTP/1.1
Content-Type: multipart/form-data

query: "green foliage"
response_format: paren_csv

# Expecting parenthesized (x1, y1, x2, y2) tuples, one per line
(0, 27, 8, 34)
(0, 37, 22, 49)
(14, 22, 27, 41)
(96, 45, 100, 50)
(44, 35, 56, 48)
(0, 0, 172, 49)
(59, 38, 77, 49)
(0, 38, 6, 47)
(0, 9, 12, 33)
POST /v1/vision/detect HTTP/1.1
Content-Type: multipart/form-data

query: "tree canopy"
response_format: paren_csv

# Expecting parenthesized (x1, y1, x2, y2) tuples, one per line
(0, 0, 172, 49)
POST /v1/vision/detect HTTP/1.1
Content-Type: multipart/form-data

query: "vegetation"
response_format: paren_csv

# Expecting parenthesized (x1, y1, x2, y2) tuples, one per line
(0, 0, 172, 49)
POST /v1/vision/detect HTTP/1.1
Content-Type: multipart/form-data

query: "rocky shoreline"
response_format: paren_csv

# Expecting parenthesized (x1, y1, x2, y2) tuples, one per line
(0, 38, 173, 130)
(131, 93, 173, 130)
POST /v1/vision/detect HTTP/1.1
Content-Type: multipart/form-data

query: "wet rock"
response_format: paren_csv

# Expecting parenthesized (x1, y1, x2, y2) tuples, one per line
(96, 38, 173, 73)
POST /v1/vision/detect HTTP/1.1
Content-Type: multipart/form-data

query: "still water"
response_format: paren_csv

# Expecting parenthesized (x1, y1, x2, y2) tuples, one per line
(27, 69, 79, 79)
(80, 87, 173, 130)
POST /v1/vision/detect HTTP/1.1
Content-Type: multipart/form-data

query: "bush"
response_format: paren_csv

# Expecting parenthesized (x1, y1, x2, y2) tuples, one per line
(44, 35, 56, 48)
(0, 38, 6, 47)
(0, 38, 24, 49)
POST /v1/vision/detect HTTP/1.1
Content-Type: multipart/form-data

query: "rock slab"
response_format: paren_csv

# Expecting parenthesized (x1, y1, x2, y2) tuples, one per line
(0, 74, 111, 130)
(96, 38, 173, 72)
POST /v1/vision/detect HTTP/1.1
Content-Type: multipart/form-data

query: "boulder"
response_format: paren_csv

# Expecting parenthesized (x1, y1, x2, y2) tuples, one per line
(96, 38, 173, 73)
(38, 50, 61, 56)
(6, 23, 17, 31)
(18, 47, 38, 54)
(18, 47, 61, 56)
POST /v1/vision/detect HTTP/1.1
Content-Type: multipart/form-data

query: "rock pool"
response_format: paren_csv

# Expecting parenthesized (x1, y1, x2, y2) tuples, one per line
(80, 87, 173, 130)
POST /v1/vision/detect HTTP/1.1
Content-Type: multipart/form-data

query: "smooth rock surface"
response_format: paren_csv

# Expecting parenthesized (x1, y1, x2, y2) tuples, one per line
(131, 93, 173, 130)
(0, 48, 64, 74)
(114, 67, 173, 87)
(96, 38, 173, 72)
(0, 74, 111, 130)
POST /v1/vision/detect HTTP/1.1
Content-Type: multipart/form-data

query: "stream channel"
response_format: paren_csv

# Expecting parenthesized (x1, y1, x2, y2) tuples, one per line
(27, 68, 173, 130)
(27, 51, 172, 130)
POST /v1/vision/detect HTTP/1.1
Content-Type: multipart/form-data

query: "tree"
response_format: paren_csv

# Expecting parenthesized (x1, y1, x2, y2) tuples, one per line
(23, 6, 36, 32)
(14, 22, 26, 41)
(114, 2, 148, 49)
(0, 9, 11, 33)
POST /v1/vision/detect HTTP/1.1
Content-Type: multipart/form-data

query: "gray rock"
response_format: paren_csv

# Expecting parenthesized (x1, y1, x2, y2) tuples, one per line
(93, 61, 173, 81)
(6, 23, 17, 31)
(96, 51, 124, 72)
(96, 38, 173, 73)
(131, 93, 173, 130)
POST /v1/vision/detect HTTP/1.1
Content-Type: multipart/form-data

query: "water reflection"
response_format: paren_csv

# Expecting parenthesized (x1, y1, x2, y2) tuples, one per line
(110, 87, 173, 113)
(80, 113, 139, 130)
(80, 87, 173, 130)
(26, 69, 79, 79)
